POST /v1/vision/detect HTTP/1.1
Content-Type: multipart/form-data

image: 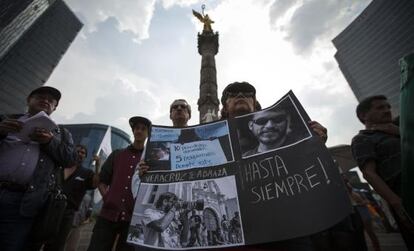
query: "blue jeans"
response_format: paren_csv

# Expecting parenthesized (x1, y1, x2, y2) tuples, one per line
(0, 189, 35, 251)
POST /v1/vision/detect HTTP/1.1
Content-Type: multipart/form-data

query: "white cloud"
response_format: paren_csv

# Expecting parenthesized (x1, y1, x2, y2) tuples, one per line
(65, 0, 157, 40)
(269, 0, 299, 25)
(269, 0, 371, 54)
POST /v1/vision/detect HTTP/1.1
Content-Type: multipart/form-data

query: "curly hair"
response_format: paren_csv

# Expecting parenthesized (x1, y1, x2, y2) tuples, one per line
(155, 192, 178, 209)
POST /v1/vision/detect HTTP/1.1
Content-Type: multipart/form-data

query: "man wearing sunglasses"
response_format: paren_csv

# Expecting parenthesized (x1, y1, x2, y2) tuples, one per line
(135, 99, 192, 249)
(244, 108, 291, 156)
(218, 81, 327, 251)
(220, 82, 327, 142)
(137, 99, 192, 176)
(170, 99, 191, 128)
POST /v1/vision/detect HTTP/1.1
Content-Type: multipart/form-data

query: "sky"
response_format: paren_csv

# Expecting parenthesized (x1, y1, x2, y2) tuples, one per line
(48, 0, 372, 147)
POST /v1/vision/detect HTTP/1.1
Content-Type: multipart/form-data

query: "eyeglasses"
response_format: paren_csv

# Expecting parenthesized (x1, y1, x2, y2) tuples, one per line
(226, 92, 255, 98)
(172, 104, 188, 110)
(253, 115, 286, 125)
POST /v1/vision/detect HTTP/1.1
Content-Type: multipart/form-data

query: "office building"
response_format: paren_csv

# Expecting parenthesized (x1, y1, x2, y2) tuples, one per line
(333, 0, 414, 116)
(0, 0, 82, 113)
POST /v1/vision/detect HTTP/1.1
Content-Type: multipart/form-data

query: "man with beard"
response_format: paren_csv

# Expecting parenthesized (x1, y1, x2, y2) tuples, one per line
(139, 83, 327, 250)
(243, 108, 292, 156)
(218, 82, 327, 251)
(220, 82, 326, 142)
(142, 192, 181, 248)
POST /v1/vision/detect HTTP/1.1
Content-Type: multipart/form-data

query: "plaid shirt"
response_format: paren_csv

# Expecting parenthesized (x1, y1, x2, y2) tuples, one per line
(351, 130, 401, 195)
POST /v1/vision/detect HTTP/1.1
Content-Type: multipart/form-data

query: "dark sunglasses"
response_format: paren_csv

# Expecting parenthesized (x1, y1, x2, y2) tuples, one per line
(172, 104, 188, 110)
(227, 91, 255, 98)
(253, 115, 286, 125)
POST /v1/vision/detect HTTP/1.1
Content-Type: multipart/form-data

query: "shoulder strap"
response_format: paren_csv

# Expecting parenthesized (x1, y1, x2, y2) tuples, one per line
(53, 125, 68, 188)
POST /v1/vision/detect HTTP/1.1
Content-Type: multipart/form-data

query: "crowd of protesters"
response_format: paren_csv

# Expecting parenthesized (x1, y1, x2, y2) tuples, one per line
(0, 83, 412, 251)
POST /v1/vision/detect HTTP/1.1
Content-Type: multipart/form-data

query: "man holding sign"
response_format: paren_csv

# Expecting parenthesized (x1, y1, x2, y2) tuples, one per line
(88, 116, 151, 251)
(219, 82, 327, 251)
(170, 99, 192, 128)
(137, 85, 329, 250)
(138, 99, 192, 176)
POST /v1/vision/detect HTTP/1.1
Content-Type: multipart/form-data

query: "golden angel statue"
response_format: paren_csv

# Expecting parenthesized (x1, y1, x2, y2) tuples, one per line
(192, 9, 214, 32)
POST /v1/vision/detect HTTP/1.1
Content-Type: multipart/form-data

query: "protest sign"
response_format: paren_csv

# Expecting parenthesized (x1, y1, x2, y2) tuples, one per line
(128, 91, 351, 249)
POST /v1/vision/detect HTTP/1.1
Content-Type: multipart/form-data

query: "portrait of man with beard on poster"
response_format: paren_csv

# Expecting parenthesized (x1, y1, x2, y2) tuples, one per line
(241, 98, 311, 158)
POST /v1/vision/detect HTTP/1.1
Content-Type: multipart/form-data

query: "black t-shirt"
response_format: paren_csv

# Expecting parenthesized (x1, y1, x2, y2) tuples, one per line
(63, 166, 95, 210)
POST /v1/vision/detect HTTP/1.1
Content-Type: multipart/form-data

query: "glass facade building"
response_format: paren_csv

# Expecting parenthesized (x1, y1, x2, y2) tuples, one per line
(62, 123, 132, 168)
(0, 0, 82, 114)
(332, 0, 414, 116)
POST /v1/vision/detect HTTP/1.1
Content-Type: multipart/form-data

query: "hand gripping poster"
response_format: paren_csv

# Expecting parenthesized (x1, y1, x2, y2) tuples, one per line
(128, 91, 352, 250)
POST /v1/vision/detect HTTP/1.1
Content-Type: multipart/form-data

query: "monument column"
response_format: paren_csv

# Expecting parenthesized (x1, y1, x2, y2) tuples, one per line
(193, 7, 219, 123)
(197, 31, 219, 123)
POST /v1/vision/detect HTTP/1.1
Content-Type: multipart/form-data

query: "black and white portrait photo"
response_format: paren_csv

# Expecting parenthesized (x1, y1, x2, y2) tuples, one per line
(236, 95, 312, 158)
(128, 176, 244, 249)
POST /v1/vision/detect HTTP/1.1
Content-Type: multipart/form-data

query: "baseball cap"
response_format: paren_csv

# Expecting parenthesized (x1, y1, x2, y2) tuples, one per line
(28, 86, 61, 103)
(129, 116, 152, 129)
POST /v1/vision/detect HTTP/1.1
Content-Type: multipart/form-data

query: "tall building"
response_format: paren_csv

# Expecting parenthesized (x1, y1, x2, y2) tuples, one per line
(62, 123, 131, 168)
(0, 0, 82, 114)
(332, 0, 414, 116)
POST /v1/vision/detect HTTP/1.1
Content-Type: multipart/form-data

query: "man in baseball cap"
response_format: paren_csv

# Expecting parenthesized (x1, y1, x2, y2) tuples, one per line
(28, 86, 61, 103)
(25, 86, 62, 116)
(217, 81, 328, 251)
(89, 115, 151, 250)
(0, 85, 76, 249)
(129, 116, 152, 130)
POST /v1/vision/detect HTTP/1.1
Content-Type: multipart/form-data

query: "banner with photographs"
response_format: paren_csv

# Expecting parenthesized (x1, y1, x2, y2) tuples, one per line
(128, 91, 351, 249)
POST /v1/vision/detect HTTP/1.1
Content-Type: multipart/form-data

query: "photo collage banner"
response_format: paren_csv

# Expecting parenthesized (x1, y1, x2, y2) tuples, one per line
(128, 91, 352, 250)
